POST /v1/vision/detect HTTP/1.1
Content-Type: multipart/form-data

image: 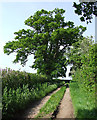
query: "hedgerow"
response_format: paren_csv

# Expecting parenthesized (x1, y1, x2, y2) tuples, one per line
(2, 68, 49, 91)
(68, 37, 96, 93)
(68, 37, 97, 119)
(3, 83, 58, 120)
(1, 68, 65, 120)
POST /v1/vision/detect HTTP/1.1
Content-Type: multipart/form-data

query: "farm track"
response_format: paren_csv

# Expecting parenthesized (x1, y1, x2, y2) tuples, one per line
(15, 87, 75, 119)
(15, 87, 61, 119)
(56, 88, 75, 119)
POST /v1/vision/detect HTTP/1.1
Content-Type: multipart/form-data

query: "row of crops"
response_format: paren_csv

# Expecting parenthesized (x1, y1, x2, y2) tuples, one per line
(1, 68, 65, 120)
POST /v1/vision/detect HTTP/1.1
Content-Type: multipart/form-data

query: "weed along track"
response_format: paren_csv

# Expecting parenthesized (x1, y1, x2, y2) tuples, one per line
(2, 67, 75, 119)
(36, 86, 66, 118)
(36, 86, 75, 119)
(50, 87, 75, 119)
(15, 86, 75, 119)
(15, 87, 61, 119)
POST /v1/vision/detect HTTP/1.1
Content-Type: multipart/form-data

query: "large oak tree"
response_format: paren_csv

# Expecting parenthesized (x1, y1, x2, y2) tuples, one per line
(4, 8, 86, 78)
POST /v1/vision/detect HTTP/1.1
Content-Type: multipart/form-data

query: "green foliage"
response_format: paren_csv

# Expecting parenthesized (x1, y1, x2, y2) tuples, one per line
(73, 2, 96, 24)
(68, 37, 96, 92)
(70, 82, 96, 119)
(68, 36, 97, 118)
(2, 83, 58, 120)
(67, 37, 93, 74)
(36, 86, 66, 118)
(4, 8, 86, 78)
(1, 68, 65, 120)
(2, 68, 49, 91)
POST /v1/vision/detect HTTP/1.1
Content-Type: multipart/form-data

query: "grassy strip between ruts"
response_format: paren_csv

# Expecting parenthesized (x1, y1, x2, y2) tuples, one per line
(70, 81, 96, 119)
(36, 86, 66, 118)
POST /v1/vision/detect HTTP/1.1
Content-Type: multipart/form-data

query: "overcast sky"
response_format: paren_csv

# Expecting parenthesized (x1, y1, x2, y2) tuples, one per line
(0, 1, 95, 78)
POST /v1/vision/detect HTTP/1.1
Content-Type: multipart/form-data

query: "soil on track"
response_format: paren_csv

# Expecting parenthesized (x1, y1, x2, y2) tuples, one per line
(15, 87, 75, 119)
(56, 88, 75, 118)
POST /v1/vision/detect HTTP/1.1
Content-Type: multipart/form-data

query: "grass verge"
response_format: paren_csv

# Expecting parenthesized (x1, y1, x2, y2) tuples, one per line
(36, 86, 66, 118)
(70, 81, 96, 119)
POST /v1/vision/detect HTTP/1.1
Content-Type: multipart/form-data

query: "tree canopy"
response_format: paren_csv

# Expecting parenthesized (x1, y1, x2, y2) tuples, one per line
(73, 2, 97, 24)
(66, 36, 93, 76)
(4, 8, 86, 78)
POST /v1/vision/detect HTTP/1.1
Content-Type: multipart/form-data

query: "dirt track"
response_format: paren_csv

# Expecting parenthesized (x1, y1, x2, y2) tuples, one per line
(15, 87, 75, 119)
(56, 88, 75, 118)
(16, 87, 61, 119)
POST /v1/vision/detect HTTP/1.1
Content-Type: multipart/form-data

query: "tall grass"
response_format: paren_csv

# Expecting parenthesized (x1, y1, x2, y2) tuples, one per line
(1, 68, 65, 120)
(70, 81, 96, 119)
(3, 83, 58, 120)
